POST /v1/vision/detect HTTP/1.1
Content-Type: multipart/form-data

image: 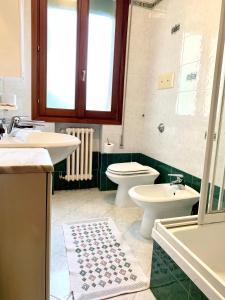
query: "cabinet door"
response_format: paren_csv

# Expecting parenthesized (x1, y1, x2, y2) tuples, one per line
(0, 173, 48, 300)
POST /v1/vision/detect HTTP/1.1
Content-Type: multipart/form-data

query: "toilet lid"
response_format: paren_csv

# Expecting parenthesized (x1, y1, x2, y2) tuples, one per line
(107, 162, 151, 174)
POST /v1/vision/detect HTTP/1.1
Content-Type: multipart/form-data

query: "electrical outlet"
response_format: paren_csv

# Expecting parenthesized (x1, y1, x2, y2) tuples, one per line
(158, 72, 175, 89)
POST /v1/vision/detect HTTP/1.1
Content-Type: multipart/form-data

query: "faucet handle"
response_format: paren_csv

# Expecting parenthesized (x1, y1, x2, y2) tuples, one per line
(168, 174, 184, 178)
(168, 174, 185, 185)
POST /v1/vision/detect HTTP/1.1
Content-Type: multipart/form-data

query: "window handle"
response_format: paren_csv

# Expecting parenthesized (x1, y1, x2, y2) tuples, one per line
(81, 70, 86, 82)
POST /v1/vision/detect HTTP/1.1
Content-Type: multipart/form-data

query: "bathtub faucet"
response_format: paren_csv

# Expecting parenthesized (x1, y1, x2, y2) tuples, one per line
(168, 174, 185, 190)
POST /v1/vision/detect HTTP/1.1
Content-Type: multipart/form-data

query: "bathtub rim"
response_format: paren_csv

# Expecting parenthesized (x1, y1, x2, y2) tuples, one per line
(152, 216, 225, 300)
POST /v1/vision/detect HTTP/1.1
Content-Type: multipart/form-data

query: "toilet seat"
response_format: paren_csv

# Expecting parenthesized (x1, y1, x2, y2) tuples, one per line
(107, 162, 152, 176)
(106, 163, 160, 207)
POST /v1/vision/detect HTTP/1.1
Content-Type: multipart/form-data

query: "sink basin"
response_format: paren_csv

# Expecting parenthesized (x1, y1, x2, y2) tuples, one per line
(129, 183, 200, 239)
(0, 131, 81, 164)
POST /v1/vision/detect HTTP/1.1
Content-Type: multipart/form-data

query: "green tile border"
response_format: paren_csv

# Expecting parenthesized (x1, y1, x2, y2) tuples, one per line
(53, 152, 203, 194)
(139, 154, 202, 191)
(53, 152, 100, 191)
(52, 151, 225, 210)
(150, 242, 208, 300)
(97, 153, 203, 194)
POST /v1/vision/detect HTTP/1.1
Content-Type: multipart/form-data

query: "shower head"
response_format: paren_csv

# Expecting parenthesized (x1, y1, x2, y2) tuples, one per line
(132, 0, 163, 10)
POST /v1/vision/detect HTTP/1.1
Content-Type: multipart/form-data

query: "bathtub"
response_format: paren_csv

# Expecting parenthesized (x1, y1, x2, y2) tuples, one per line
(151, 216, 225, 300)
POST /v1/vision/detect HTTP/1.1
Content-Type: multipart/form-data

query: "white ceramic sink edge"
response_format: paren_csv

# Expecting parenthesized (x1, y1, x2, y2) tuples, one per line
(0, 130, 81, 164)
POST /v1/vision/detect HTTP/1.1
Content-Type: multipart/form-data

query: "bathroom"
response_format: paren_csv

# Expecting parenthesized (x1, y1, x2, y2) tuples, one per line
(0, 0, 225, 299)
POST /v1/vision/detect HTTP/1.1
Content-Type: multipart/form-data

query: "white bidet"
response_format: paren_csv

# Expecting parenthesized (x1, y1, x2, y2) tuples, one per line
(129, 183, 199, 239)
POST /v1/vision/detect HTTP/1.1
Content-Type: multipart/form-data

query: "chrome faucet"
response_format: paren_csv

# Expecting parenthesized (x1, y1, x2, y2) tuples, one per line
(8, 116, 21, 134)
(168, 174, 185, 190)
(0, 116, 45, 135)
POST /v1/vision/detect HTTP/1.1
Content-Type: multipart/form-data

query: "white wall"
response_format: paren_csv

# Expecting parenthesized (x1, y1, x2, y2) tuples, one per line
(0, 0, 22, 77)
(0, 0, 54, 132)
(101, 6, 151, 153)
(139, 0, 222, 178)
(0, 0, 31, 118)
(101, 0, 222, 179)
(101, 0, 222, 184)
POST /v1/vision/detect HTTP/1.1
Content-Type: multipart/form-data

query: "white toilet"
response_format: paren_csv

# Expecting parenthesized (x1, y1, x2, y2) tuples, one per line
(105, 162, 159, 207)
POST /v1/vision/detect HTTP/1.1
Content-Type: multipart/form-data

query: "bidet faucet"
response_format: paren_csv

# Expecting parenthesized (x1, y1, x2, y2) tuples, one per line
(168, 174, 185, 190)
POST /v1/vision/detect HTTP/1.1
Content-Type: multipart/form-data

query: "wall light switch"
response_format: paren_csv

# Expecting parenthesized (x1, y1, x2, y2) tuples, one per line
(158, 72, 175, 89)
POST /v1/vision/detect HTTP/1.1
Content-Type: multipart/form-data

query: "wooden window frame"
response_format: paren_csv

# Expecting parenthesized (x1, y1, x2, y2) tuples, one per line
(32, 0, 130, 124)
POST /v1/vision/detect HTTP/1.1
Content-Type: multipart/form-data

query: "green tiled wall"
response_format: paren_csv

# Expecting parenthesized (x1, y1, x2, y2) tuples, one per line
(210, 185, 225, 210)
(139, 154, 202, 192)
(53, 151, 223, 212)
(150, 242, 208, 300)
(53, 152, 203, 194)
(54, 152, 100, 190)
(99, 153, 202, 192)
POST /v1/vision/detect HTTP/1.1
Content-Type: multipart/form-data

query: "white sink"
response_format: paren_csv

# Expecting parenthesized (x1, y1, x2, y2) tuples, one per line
(0, 130, 81, 164)
(129, 183, 200, 239)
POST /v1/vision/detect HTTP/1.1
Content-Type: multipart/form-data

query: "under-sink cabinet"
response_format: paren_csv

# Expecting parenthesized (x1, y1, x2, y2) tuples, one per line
(0, 148, 53, 300)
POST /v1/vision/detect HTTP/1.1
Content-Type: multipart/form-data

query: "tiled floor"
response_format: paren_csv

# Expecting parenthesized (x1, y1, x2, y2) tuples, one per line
(50, 188, 156, 300)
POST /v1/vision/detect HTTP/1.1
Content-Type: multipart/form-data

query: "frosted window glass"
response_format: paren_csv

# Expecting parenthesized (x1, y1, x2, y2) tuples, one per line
(47, 0, 77, 109)
(86, 0, 116, 111)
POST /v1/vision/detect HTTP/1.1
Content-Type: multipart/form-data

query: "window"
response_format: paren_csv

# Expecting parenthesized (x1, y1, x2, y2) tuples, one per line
(32, 0, 130, 124)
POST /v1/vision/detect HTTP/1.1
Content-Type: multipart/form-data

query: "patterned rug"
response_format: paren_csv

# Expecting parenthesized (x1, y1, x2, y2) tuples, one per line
(63, 218, 149, 300)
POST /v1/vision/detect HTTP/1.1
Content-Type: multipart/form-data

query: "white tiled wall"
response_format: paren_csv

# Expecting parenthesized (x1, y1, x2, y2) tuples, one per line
(0, 0, 31, 119)
(101, 0, 222, 179)
(139, 0, 222, 178)
(101, 6, 151, 153)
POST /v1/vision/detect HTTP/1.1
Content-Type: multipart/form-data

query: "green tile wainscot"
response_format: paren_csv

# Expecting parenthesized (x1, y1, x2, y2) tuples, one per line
(53, 152, 202, 194)
(150, 242, 208, 300)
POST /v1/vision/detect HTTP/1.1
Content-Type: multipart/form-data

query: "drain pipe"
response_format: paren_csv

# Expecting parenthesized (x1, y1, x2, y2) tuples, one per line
(120, 1, 134, 149)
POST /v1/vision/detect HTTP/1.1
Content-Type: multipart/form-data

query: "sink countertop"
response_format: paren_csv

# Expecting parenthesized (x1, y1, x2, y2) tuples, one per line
(0, 148, 53, 174)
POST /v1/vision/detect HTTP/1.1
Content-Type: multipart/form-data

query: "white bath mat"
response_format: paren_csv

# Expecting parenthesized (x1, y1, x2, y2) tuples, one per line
(63, 218, 149, 300)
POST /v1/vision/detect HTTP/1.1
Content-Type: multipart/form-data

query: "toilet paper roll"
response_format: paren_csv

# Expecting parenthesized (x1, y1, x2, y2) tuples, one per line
(103, 143, 114, 153)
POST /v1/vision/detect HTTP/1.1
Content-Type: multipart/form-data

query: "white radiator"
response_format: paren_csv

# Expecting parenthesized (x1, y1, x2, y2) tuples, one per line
(64, 128, 94, 181)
